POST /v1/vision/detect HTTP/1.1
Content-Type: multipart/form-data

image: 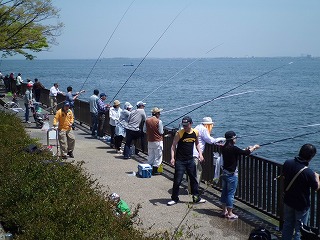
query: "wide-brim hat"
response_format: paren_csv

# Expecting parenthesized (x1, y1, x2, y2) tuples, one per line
(113, 100, 121, 106)
(201, 117, 214, 125)
(151, 107, 163, 114)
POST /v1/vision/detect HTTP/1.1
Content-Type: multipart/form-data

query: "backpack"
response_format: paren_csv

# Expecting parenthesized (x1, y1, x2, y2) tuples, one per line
(248, 227, 271, 240)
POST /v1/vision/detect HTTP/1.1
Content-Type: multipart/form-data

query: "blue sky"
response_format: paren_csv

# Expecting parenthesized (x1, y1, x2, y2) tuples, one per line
(35, 0, 320, 59)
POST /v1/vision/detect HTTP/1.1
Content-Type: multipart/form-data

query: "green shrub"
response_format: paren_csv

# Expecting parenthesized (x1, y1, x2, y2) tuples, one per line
(0, 112, 160, 240)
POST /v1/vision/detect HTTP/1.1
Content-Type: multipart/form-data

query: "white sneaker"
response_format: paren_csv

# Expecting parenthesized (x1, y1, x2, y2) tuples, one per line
(167, 200, 177, 206)
(26, 121, 31, 124)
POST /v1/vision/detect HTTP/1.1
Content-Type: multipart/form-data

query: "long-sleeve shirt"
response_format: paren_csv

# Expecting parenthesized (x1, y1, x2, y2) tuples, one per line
(109, 107, 122, 126)
(192, 124, 224, 157)
(126, 108, 146, 131)
(53, 109, 74, 131)
(97, 98, 107, 113)
(49, 86, 62, 97)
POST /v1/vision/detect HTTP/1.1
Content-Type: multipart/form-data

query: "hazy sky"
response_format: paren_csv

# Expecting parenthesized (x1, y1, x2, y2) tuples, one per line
(35, 0, 320, 59)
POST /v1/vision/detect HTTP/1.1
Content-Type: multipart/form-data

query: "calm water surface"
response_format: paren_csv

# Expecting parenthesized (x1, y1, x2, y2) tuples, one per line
(1, 57, 320, 170)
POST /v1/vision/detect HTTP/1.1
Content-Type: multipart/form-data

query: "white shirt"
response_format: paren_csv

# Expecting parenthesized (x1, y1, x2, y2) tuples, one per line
(49, 86, 61, 97)
(109, 107, 122, 126)
(193, 124, 225, 157)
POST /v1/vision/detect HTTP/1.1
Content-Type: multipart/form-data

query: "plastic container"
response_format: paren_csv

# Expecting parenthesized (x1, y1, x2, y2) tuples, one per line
(138, 164, 152, 178)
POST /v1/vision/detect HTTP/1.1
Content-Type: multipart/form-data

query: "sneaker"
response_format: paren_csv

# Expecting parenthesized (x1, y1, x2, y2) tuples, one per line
(167, 200, 177, 206)
(123, 156, 131, 159)
(193, 196, 206, 204)
(67, 151, 74, 158)
(61, 155, 68, 159)
(226, 214, 238, 219)
(26, 121, 31, 124)
(117, 150, 123, 154)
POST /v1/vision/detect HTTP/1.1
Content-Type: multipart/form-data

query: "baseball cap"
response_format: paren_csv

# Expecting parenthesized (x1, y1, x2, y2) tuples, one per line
(225, 131, 237, 140)
(64, 101, 70, 107)
(100, 93, 107, 97)
(182, 116, 193, 126)
(136, 101, 146, 107)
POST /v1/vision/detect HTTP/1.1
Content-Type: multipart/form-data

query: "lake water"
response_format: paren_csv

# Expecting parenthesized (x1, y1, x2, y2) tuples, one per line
(1, 57, 320, 170)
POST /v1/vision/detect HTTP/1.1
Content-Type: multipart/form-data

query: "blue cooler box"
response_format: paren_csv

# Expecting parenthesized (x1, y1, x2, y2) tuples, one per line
(138, 164, 152, 178)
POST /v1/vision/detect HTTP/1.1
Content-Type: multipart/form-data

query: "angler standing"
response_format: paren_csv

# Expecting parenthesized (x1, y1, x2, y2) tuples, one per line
(89, 89, 99, 137)
(143, 107, 164, 175)
(168, 116, 206, 206)
(109, 100, 122, 148)
(23, 83, 33, 124)
(97, 93, 109, 140)
(65, 86, 84, 130)
(16, 73, 23, 96)
(53, 101, 75, 159)
(123, 101, 146, 159)
(220, 131, 259, 219)
(33, 78, 45, 102)
(281, 144, 320, 240)
(49, 83, 63, 114)
(189, 117, 225, 189)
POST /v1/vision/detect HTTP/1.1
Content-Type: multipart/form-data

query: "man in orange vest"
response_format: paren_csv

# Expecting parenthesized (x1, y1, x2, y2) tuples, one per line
(144, 107, 164, 175)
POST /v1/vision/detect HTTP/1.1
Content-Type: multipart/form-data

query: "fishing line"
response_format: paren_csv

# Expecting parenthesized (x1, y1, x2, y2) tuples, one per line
(164, 62, 294, 127)
(78, 0, 136, 92)
(141, 43, 223, 102)
(238, 123, 320, 139)
(259, 130, 320, 147)
(110, 3, 191, 103)
(162, 90, 257, 114)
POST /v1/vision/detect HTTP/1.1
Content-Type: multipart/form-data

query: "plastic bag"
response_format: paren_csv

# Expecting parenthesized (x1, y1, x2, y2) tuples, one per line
(41, 121, 50, 131)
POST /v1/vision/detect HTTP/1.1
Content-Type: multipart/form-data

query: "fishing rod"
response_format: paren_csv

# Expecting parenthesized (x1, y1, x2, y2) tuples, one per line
(109, 3, 191, 103)
(164, 62, 294, 127)
(141, 43, 223, 102)
(238, 123, 320, 139)
(259, 130, 320, 147)
(78, 0, 136, 92)
(162, 90, 257, 114)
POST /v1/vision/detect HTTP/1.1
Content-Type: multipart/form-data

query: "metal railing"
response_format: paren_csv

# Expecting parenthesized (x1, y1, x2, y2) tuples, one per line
(34, 86, 320, 230)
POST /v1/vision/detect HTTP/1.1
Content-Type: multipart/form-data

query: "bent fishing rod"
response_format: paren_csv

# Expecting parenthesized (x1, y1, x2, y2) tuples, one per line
(162, 90, 257, 114)
(164, 61, 294, 127)
(141, 43, 223, 102)
(110, 3, 191, 103)
(78, 0, 136, 92)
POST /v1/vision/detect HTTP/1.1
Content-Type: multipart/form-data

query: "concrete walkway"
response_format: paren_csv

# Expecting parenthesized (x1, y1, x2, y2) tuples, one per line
(0, 94, 279, 239)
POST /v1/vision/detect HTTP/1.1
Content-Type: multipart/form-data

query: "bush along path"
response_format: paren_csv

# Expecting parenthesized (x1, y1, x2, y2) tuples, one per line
(0, 111, 163, 240)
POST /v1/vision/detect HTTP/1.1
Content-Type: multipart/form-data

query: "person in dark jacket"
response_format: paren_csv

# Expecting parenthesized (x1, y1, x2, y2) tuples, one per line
(281, 144, 320, 240)
(220, 131, 259, 219)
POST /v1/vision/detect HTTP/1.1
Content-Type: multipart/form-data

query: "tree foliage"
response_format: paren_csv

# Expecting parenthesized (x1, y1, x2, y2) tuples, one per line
(0, 0, 63, 60)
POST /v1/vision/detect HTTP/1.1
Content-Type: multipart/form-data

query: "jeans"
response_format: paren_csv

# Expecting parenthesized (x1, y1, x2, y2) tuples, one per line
(171, 158, 199, 202)
(282, 203, 309, 240)
(110, 125, 116, 146)
(220, 172, 238, 208)
(24, 103, 30, 122)
(90, 112, 98, 136)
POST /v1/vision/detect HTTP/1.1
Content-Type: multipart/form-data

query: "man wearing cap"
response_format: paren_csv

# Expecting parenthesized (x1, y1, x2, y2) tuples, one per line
(23, 83, 34, 124)
(123, 101, 146, 159)
(109, 100, 122, 149)
(143, 107, 164, 175)
(53, 101, 75, 159)
(97, 93, 109, 139)
(168, 116, 206, 206)
(89, 89, 99, 137)
(189, 117, 225, 189)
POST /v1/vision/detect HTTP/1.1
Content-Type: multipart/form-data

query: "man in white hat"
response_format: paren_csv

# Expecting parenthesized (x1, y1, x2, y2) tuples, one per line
(190, 117, 225, 188)
(123, 101, 146, 159)
(143, 107, 164, 175)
